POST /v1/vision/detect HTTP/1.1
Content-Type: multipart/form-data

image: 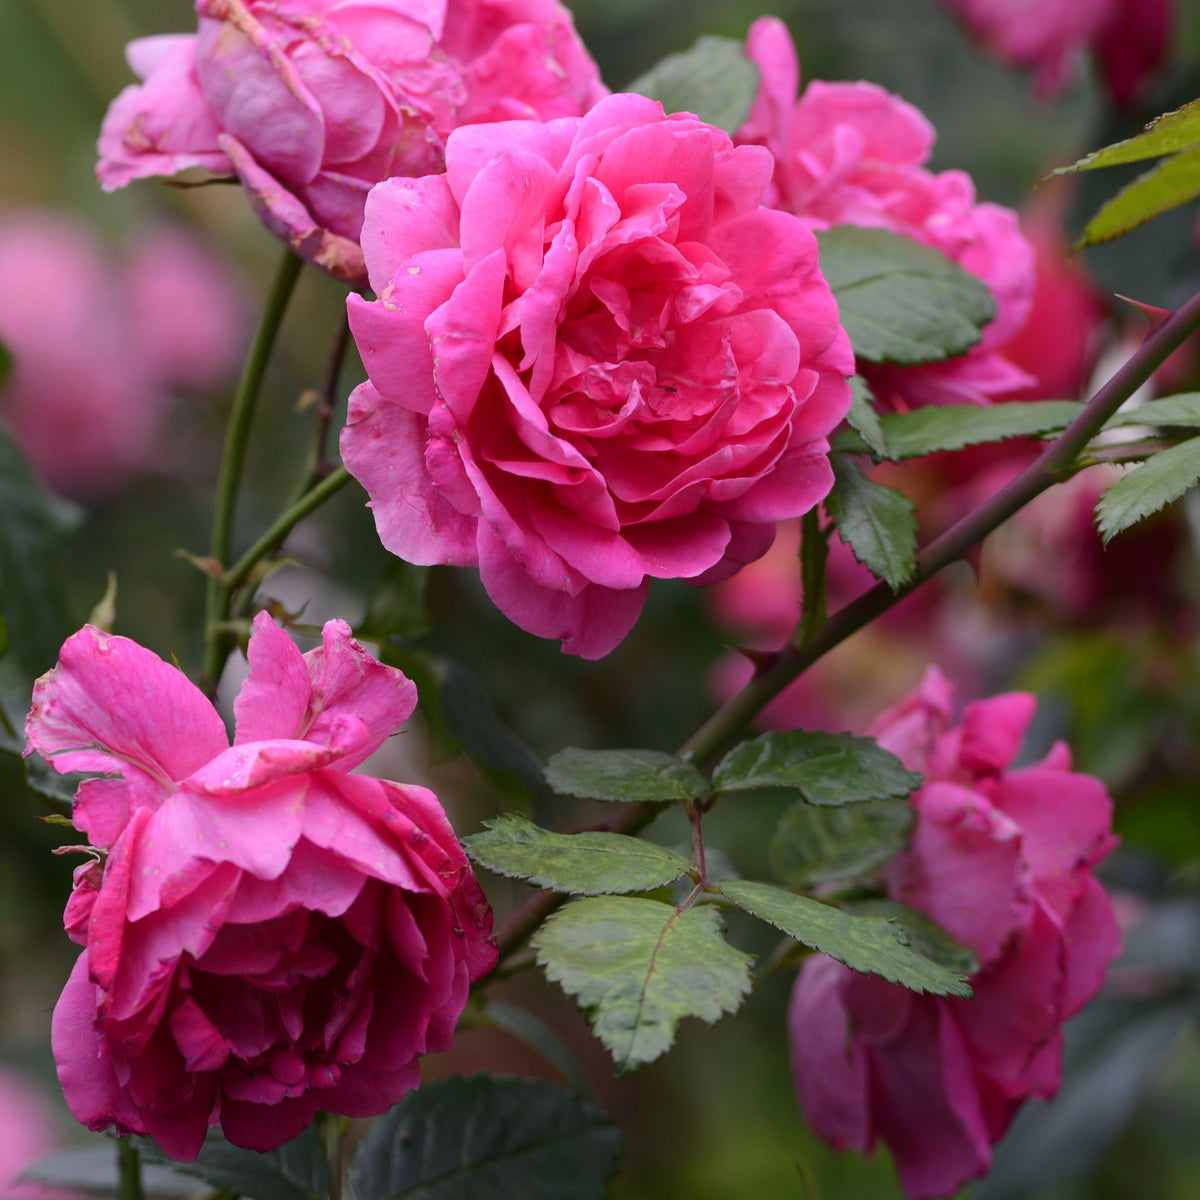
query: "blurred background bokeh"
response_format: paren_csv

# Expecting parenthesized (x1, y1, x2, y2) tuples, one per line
(7, 1, 1200, 1197)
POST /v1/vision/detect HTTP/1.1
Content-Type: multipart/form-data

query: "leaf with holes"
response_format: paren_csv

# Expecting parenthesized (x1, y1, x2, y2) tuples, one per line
(712, 730, 920, 805)
(715, 879, 971, 997)
(545, 748, 710, 804)
(815, 226, 994, 365)
(532, 896, 752, 1070)
(625, 35, 760, 134)
(826, 454, 917, 590)
(464, 815, 694, 895)
(349, 1074, 621, 1200)
(1094, 438, 1200, 543)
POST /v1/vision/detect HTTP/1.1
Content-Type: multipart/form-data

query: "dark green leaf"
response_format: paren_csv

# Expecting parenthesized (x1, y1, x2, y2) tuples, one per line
(358, 559, 433, 641)
(21, 1144, 198, 1196)
(1103, 392, 1200, 430)
(1050, 98, 1200, 173)
(484, 1003, 594, 1096)
(0, 425, 74, 675)
(0, 338, 10, 388)
(625, 35, 759, 134)
(849, 899, 979, 976)
(815, 226, 995, 365)
(770, 797, 913, 885)
(439, 661, 553, 814)
(715, 879, 972, 997)
(712, 729, 920, 806)
(532, 896, 753, 1069)
(825, 453, 917, 589)
(464, 815, 694, 895)
(845, 376, 888, 458)
(1094, 438, 1200, 543)
(349, 1075, 621, 1200)
(833, 400, 1085, 460)
(135, 1127, 329, 1200)
(544, 748, 710, 804)
(1077, 149, 1200, 246)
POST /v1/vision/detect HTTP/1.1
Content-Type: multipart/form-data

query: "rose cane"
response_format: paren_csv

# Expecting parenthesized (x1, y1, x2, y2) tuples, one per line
(26, 614, 495, 1159)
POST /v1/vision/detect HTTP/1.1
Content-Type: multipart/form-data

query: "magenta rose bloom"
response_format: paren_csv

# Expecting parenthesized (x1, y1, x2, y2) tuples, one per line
(96, 0, 605, 281)
(342, 93, 854, 657)
(25, 614, 495, 1160)
(788, 668, 1121, 1199)
(736, 18, 1036, 409)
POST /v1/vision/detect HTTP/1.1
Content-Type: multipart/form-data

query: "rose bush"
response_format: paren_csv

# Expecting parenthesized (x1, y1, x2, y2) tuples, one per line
(342, 92, 854, 657)
(96, 0, 606, 281)
(788, 668, 1122, 1198)
(736, 17, 1035, 409)
(25, 614, 495, 1159)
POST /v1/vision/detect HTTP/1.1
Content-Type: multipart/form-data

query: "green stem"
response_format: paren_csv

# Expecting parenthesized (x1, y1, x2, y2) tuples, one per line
(224, 467, 353, 594)
(202, 249, 303, 691)
(795, 509, 829, 650)
(492, 283, 1200, 967)
(116, 1140, 143, 1200)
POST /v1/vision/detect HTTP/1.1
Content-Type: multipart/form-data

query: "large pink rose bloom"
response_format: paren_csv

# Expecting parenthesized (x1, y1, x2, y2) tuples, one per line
(788, 668, 1121, 1198)
(342, 94, 854, 658)
(737, 18, 1035, 409)
(25, 614, 495, 1160)
(0, 213, 244, 498)
(96, 0, 606, 282)
(937, 0, 1173, 104)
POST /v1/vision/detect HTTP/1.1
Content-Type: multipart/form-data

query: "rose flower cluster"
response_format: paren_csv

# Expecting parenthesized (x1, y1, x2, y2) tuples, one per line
(26, 615, 495, 1158)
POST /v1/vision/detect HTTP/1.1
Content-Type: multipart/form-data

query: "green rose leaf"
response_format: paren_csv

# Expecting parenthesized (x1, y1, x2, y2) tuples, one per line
(1103, 393, 1200, 430)
(1094, 438, 1200, 544)
(815, 226, 995, 365)
(0, 426, 74, 676)
(545, 748, 710, 804)
(135, 1128, 329, 1200)
(850, 899, 980, 976)
(835, 400, 1086, 460)
(532, 896, 753, 1070)
(826, 453, 918, 590)
(464, 815, 694, 895)
(712, 730, 920, 805)
(770, 797, 914, 885)
(625, 35, 760, 135)
(715, 879, 972, 997)
(845, 375, 889, 458)
(349, 1075, 622, 1200)
(1049, 99, 1200, 246)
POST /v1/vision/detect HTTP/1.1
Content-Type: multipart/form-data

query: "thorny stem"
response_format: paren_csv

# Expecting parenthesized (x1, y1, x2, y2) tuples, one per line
(492, 282, 1200, 968)
(795, 508, 829, 650)
(202, 249, 303, 693)
(296, 312, 352, 495)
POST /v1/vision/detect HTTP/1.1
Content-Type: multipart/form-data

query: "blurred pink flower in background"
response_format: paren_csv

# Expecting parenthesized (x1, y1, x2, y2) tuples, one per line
(736, 17, 1036, 410)
(789, 668, 1122, 1198)
(936, 0, 1173, 104)
(96, 0, 606, 281)
(25, 614, 496, 1159)
(0, 1065, 68, 1200)
(0, 212, 244, 499)
(343, 94, 853, 658)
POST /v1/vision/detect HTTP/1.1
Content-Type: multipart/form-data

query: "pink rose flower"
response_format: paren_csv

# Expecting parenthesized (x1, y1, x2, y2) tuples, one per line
(788, 668, 1121, 1198)
(937, 0, 1173, 104)
(342, 93, 854, 658)
(736, 18, 1036, 409)
(25, 614, 496, 1160)
(0, 212, 243, 498)
(96, 0, 606, 282)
